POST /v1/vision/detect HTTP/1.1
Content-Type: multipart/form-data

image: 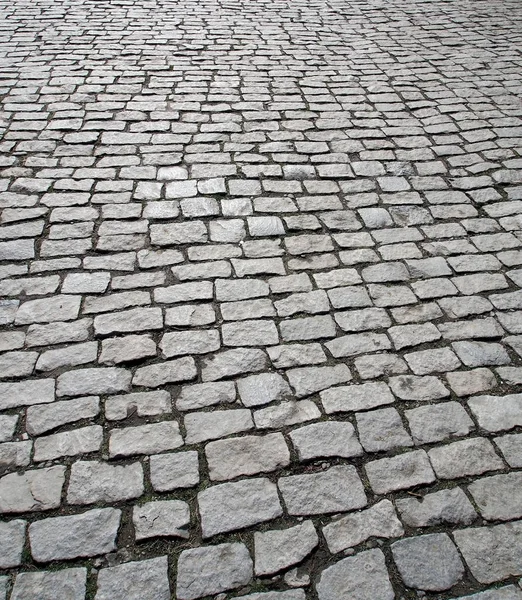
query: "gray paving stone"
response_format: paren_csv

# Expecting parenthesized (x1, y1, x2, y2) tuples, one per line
(316, 549, 394, 600)
(67, 460, 144, 505)
(452, 586, 522, 600)
(133, 500, 190, 540)
(177, 543, 253, 600)
(366, 450, 436, 494)
(176, 381, 236, 411)
(406, 401, 474, 444)
(389, 375, 450, 401)
(34, 424, 103, 461)
(321, 381, 395, 413)
(0, 466, 65, 514)
(132, 357, 197, 387)
(206, 432, 290, 480)
(278, 465, 367, 515)
(0, 378, 55, 410)
(452, 341, 511, 367)
(254, 399, 321, 429)
(185, 409, 253, 443)
(11, 568, 87, 600)
(428, 438, 504, 479)
(323, 499, 403, 553)
(198, 478, 282, 537)
(254, 521, 318, 575)
(289, 421, 363, 460)
(57, 367, 131, 397)
(109, 421, 183, 457)
(105, 391, 170, 421)
(287, 364, 352, 398)
(396, 487, 477, 528)
(391, 533, 465, 591)
(494, 433, 522, 467)
(29, 507, 121, 562)
(468, 473, 522, 521)
(0, 519, 25, 568)
(95, 556, 170, 600)
(454, 521, 522, 583)
(150, 451, 199, 491)
(201, 348, 268, 381)
(237, 373, 292, 407)
(356, 407, 413, 452)
(468, 394, 522, 432)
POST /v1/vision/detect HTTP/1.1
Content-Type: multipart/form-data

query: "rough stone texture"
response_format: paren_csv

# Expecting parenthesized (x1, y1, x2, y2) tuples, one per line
(0, 519, 26, 568)
(3, 0, 522, 595)
(29, 508, 121, 562)
(391, 533, 465, 591)
(396, 488, 477, 528)
(254, 521, 319, 575)
(95, 557, 170, 600)
(133, 501, 190, 540)
(198, 478, 282, 537)
(454, 521, 522, 584)
(323, 500, 404, 553)
(278, 465, 367, 515)
(206, 433, 290, 480)
(177, 543, 253, 600)
(11, 568, 87, 600)
(316, 549, 394, 600)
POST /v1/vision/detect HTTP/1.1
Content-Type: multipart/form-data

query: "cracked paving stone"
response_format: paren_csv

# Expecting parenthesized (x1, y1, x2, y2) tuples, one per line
(133, 500, 190, 540)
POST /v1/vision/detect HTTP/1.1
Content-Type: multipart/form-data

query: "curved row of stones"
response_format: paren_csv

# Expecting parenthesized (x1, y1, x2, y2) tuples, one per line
(1, 0, 522, 598)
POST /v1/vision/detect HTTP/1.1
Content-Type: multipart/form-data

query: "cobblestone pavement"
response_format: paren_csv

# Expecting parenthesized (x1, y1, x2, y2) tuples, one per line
(1, 0, 522, 598)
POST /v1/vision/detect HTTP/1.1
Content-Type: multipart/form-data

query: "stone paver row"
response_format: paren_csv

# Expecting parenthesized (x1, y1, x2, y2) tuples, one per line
(1, 0, 522, 598)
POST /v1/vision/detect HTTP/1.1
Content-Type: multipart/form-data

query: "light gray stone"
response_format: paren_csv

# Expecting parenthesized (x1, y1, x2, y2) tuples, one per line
(185, 409, 253, 443)
(67, 460, 144, 504)
(268, 343, 327, 368)
(321, 381, 395, 414)
(254, 521, 318, 575)
(29, 507, 121, 562)
(428, 438, 504, 479)
(389, 375, 449, 401)
(323, 499, 403, 553)
(198, 478, 282, 537)
(396, 487, 477, 527)
(0, 519, 25, 568)
(206, 433, 290, 481)
(356, 407, 412, 452)
(177, 543, 253, 600)
(0, 440, 31, 472)
(468, 394, 522, 432)
(391, 533, 464, 591)
(150, 451, 199, 491)
(15, 295, 81, 324)
(366, 450, 435, 494)
(452, 341, 510, 367)
(279, 465, 367, 515)
(57, 368, 131, 397)
(287, 364, 352, 398)
(316, 549, 394, 600)
(133, 500, 190, 540)
(109, 421, 183, 457)
(11, 568, 87, 600)
(0, 378, 55, 410)
(202, 348, 268, 381)
(406, 401, 474, 444)
(240, 592, 305, 600)
(0, 414, 18, 442)
(326, 332, 391, 357)
(468, 473, 522, 521)
(454, 521, 522, 584)
(160, 329, 220, 357)
(494, 433, 522, 467)
(95, 556, 170, 600)
(34, 425, 103, 461)
(105, 391, 171, 421)
(100, 335, 156, 364)
(26, 396, 99, 435)
(0, 466, 65, 514)
(289, 421, 363, 460)
(452, 585, 522, 600)
(254, 399, 320, 429)
(176, 381, 236, 411)
(237, 373, 291, 407)
(446, 368, 497, 397)
(132, 357, 197, 387)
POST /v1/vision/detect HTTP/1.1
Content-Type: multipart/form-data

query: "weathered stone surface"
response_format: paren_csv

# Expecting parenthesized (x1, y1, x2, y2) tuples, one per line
(109, 421, 183, 457)
(468, 473, 522, 521)
(100, 335, 156, 364)
(132, 357, 197, 387)
(452, 586, 522, 600)
(254, 521, 318, 575)
(95, 556, 170, 600)
(321, 381, 394, 413)
(0, 379, 55, 410)
(133, 500, 190, 540)
(278, 465, 367, 515)
(34, 425, 102, 461)
(287, 364, 352, 398)
(406, 401, 474, 444)
(389, 375, 449, 401)
(0, 466, 65, 514)
(15, 295, 81, 324)
(428, 438, 504, 479)
(396, 488, 477, 528)
(237, 373, 292, 407)
(105, 391, 170, 421)
(468, 394, 522, 432)
(254, 399, 320, 429)
(323, 499, 403, 553)
(67, 460, 144, 504)
(176, 381, 236, 411)
(316, 549, 394, 600)
(29, 508, 121, 562)
(356, 407, 412, 452)
(26, 396, 99, 435)
(185, 409, 253, 443)
(57, 368, 131, 397)
(198, 478, 282, 537)
(366, 450, 435, 494)
(454, 521, 522, 584)
(177, 543, 253, 600)
(201, 348, 268, 381)
(11, 568, 87, 600)
(206, 433, 290, 480)
(150, 451, 199, 491)
(391, 533, 465, 591)
(0, 519, 26, 568)
(494, 432, 522, 467)
(289, 421, 363, 460)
